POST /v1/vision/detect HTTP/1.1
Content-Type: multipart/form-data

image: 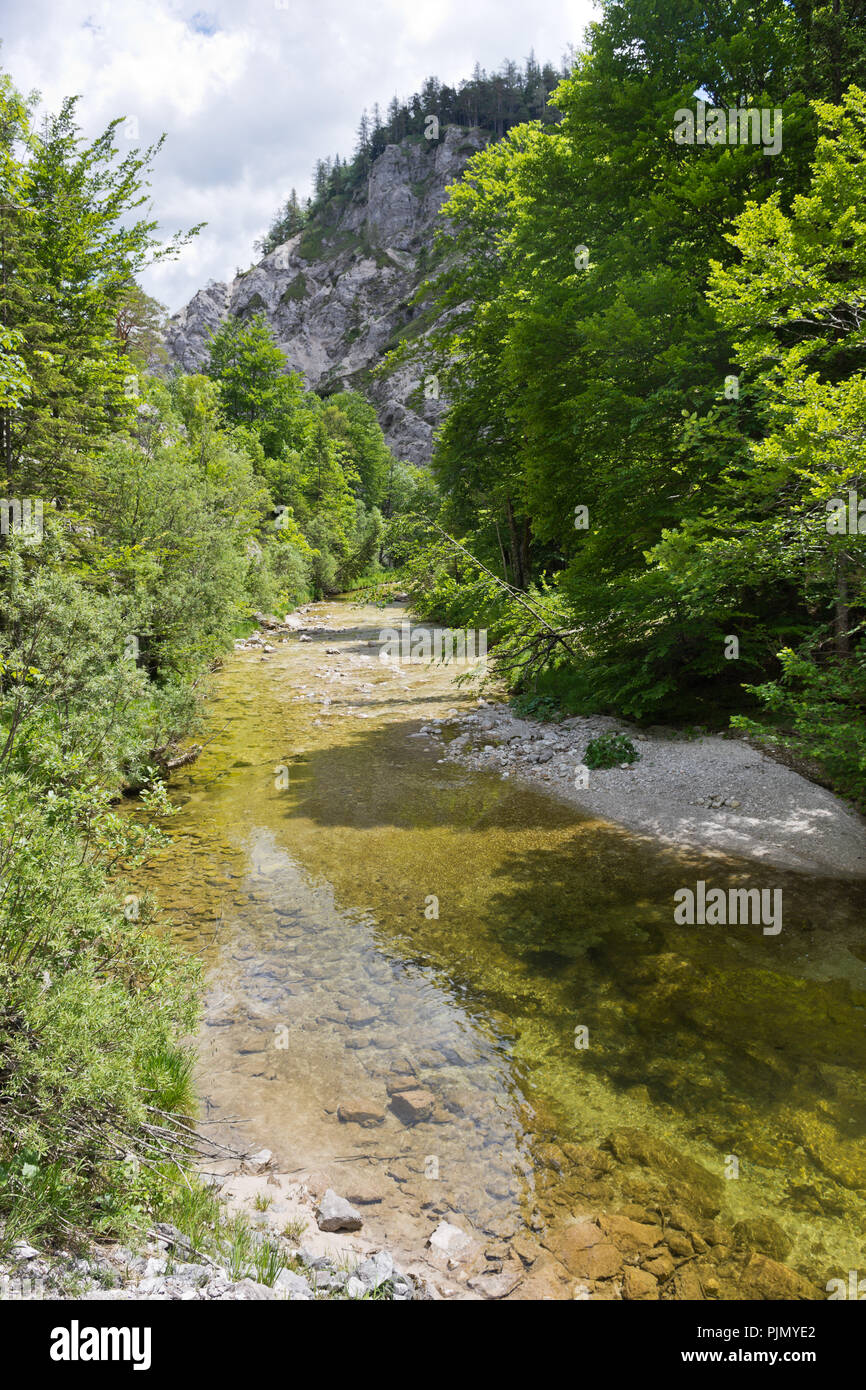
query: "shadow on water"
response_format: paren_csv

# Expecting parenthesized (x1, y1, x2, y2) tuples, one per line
(136, 602, 866, 1286)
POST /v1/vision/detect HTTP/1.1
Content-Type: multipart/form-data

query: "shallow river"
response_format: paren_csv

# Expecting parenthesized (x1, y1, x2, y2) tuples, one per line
(135, 601, 866, 1294)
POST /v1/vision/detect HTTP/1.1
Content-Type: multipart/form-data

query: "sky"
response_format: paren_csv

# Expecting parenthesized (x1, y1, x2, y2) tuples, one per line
(1, 0, 598, 312)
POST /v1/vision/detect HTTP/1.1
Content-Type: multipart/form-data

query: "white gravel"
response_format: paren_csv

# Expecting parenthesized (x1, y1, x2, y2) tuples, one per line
(429, 704, 866, 878)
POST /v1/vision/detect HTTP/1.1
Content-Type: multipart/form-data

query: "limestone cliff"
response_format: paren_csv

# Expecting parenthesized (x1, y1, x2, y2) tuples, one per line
(165, 125, 487, 464)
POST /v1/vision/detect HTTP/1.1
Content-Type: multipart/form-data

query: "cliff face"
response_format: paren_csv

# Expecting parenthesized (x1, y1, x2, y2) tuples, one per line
(165, 125, 487, 464)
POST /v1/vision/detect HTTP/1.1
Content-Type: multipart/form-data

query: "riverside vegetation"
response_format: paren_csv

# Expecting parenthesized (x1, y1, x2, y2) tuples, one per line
(0, 70, 429, 1271)
(1, 0, 865, 1299)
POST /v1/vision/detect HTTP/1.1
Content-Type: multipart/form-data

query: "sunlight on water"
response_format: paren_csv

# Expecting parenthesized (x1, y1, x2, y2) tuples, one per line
(130, 601, 866, 1294)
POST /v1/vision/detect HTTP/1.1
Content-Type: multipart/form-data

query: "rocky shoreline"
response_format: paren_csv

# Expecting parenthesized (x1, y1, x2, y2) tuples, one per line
(1, 1140, 829, 1303)
(0, 1160, 433, 1302)
(418, 700, 866, 878)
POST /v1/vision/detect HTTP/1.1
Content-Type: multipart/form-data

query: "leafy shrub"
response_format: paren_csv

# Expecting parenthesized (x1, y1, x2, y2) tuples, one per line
(510, 692, 561, 722)
(732, 648, 866, 805)
(583, 732, 640, 769)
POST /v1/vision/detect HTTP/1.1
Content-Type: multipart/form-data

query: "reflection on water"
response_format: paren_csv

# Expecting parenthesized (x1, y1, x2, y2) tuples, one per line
(134, 602, 866, 1292)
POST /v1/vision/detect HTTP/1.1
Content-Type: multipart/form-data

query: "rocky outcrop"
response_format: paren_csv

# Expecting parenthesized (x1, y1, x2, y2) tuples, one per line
(164, 125, 488, 464)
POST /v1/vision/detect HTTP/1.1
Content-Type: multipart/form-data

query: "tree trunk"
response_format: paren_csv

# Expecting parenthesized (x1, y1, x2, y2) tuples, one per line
(835, 559, 850, 658)
(505, 496, 526, 589)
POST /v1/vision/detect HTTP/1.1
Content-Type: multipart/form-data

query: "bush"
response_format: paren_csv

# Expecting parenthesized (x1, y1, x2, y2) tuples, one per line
(0, 781, 201, 1249)
(583, 732, 640, 769)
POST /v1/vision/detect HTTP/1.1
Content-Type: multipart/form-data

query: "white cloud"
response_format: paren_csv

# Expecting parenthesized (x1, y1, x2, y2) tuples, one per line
(2, 0, 597, 311)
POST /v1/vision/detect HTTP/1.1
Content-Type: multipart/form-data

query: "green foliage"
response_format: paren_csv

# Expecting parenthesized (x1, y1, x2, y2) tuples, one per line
(256, 188, 309, 257)
(583, 733, 640, 769)
(391, 6, 866, 800)
(0, 69, 296, 1253)
(202, 316, 409, 601)
(732, 649, 866, 804)
(510, 692, 562, 722)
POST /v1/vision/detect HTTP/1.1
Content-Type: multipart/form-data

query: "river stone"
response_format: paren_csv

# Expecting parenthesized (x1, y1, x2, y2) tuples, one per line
(667, 1265, 705, 1300)
(274, 1269, 313, 1300)
(316, 1189, 363, 1232)
(604, 1128, 723, 1216)
(551, 1219, 603, 1262)
(738, 1253, 819, 1300)
(390, 1088, 435, 1124)
(560, 1240, 621, 1282)
(503, 1254, 571, 1301)
(337, 1099, 385, 1127)
(643, 1252, 676, 1281)
(598, 1213, 661, 1253)
(232, 1278, 277, 1300)
(732, 1217, 793, 1261)
(665, 1230, 694, 1258)
(623, 1267, 660, 1300)
(467, 1259, 524, 1299)
(427, 1220, 473, 1259)
(356, 1250, 394, 1290)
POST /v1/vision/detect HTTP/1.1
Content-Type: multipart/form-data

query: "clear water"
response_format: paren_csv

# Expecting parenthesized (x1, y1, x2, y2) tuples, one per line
(132, 601, 866, 1292)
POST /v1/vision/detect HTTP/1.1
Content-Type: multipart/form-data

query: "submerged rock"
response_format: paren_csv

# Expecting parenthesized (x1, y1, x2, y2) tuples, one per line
(427, 1221, 474, 1261)
(732, 1217, 793, 1262)
(390, 1088, 435, 1125)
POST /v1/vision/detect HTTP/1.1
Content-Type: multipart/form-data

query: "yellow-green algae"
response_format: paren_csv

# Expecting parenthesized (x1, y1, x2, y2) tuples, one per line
(128, 602, 866, 1291)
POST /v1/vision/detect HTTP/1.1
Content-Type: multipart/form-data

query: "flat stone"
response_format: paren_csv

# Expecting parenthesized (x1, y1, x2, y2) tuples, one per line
(599, 1214, 661, 1253)
(668, 1265, 705, 1300)
(732, 1217, 793, 1262)
(385, 1076, 420, 1096)
(316, 1189, 363, 1233)
(427, 1220, 473, 1260)
(550, 1220, 603, 1270)
(643, 1252, 676, 1281)
(274, 1269, 313, 1300)
(337, 1099, 385, 1128)
(559, 1238, 622, 1282)
(503, 1255, 573, 1301)
(467, 1260, 524, 1299)
(623, 1266, 659, 1300)
(738, 1254, 819, 1300)
(390, 1088, 435, 1124)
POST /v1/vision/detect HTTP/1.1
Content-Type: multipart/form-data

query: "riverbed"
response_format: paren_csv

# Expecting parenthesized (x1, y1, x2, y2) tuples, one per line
(134, 601, 866, 1299)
